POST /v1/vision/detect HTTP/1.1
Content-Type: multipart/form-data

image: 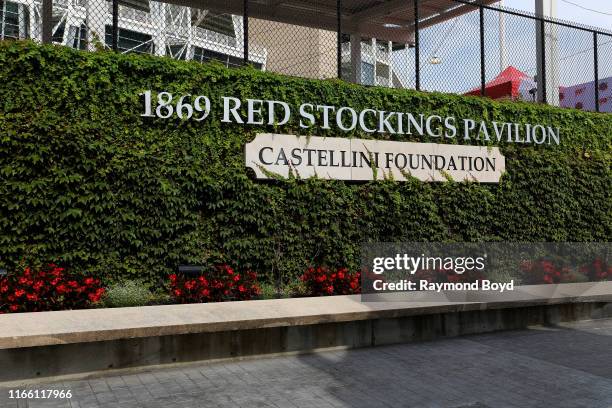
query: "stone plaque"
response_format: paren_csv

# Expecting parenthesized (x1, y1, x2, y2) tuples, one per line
(245, 133, 505, 183)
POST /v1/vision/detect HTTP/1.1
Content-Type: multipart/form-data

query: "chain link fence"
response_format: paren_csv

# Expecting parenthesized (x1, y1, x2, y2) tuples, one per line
(2, 0, 611, 112)
(596, 33, 612, 112)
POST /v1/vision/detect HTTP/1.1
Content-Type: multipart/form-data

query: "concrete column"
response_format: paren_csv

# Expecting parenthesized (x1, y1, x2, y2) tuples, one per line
(387, 40, 392, 87)
(65, 5, 85, 47)
(232, 15, 243, 48)
(350, 34, 361, 83)
(186, 8, 195, 60)
(151, 1, 166, 56)
(25, 0, 40, 41)
(535, 0, 559, 105)
(86, 0, 107, 51)
(372, 38, 376, 86)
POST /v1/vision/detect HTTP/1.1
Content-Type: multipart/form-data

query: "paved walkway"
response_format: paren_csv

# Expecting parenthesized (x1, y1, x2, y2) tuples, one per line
(1, 318, 611, 408)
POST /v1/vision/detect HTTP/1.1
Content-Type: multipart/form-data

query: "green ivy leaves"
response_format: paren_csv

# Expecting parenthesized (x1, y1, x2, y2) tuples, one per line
(0, 40, 610, 286)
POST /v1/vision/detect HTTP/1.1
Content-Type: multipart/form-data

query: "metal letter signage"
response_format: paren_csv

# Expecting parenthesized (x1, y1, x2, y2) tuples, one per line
(245, 134, 506, 183)
(140, 92, 561, 146)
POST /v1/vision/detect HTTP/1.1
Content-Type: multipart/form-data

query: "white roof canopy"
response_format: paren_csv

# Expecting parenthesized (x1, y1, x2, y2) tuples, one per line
(159, 0, 499, 43)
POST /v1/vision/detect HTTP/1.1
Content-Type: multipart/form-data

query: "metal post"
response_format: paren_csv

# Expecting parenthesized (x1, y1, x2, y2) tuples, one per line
(414, 0, 420, 91)
(498, 0, 507, 72)
(243, 0, 249, 65)
(337, 0, 342, 79)
(479, 5, 486, 96)
(112, 0, 119, 51)
(539, 18, 547, 104)
(41, 0, 52, 44)
(594, 31, 600, 113)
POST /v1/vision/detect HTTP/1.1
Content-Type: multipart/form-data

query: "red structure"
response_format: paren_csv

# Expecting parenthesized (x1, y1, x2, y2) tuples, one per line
(466, 66, 535, 100)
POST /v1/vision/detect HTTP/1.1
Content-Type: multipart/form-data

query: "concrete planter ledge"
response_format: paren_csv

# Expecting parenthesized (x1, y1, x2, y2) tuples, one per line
(2, 282, 611, 349)
(1, 282, 611, 383)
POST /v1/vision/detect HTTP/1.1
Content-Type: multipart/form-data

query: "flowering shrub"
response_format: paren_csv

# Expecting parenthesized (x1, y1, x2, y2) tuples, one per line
(579, 258, 611, 281)
(169, 264, 260, 303)
(520, 260, 574, 284)
(0, 264, 105, 313)
(300, 267, 361, 296)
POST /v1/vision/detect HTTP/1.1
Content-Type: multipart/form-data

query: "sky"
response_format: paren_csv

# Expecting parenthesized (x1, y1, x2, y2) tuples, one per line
(503, 0, 612, 32)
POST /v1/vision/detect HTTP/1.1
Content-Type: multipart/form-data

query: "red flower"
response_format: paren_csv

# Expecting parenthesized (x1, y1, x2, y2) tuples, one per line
(541, 261, 555, 274)
(55, 284, 68, 294)
(88, 290, 104, 303)
(168, 264, 259, 304)
(14, 289, 25, 297)
(300, 266, 361, 297)
(50, 268, 62, 277)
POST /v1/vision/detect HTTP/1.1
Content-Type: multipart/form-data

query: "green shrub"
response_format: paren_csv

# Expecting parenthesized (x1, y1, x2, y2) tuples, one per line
(259, 283, 278, 300)
(102, 280, 152, 308)
(259, 280, 310, 299)
(0, 41, 609, 286)
(148, 288, 172, 305)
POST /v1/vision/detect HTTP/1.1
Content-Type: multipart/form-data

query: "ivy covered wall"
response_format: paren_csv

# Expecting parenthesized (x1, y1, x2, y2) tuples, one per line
(0, 41, 610, 284)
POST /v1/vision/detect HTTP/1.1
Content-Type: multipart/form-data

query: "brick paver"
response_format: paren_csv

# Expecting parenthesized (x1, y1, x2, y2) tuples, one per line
(1, 318, 611, 408)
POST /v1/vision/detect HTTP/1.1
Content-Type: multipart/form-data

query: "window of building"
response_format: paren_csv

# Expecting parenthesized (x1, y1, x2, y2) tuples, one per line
(104, 26, 154, 54)
(51, 19, 65, 44)
(67, 24, 87, 50)
(192, 47, 261, 70)
(52, 22, 86, 50)
(361, 62, 374, 85)
(166, 44, 187, 60)
(0, 1, 22, 40)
